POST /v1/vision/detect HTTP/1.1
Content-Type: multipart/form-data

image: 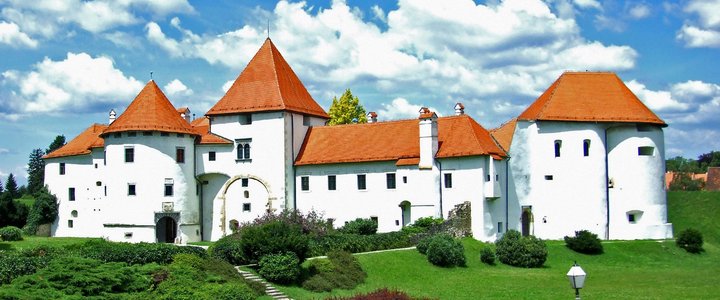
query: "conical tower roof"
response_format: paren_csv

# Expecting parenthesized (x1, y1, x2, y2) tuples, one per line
(103, 80, 196, 136)
(207, 38, 329, 118)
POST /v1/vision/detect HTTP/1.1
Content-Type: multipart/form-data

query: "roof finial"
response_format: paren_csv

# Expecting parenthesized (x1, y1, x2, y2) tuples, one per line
(150, 71, 153, 80)
(267, 19, 270, 39)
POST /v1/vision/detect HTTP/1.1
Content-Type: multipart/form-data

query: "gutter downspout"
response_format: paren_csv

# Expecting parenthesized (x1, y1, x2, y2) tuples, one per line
(194, 141, 203, 240)
(438, 159, 443, 218)
(604, 127, 610, 240)
(291, 113, 297, 211)
(505, 157, 510, 233)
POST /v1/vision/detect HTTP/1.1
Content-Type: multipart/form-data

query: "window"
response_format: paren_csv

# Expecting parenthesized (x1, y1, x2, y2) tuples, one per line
(328, 175, 336, 191)
(128, 184, 136, 196)
(125, 147, 134, 163)
(357, 174, 367, 190)
(176, 147, 185, 163)
(239, 114, 252, 125)
(236, 139, 252, 160)
(104, 186, 107, 196)
(244, 191, 249, 198)
(128, 132, 136, 137)
(103, 150, 106, 166)
(495, 174, 499, 181)
(69, 188, 76, 201)
(177, 133, 185, 138)
(164, 179, 174, 197)
(113, 133, 121, 138)
(301, 176, 310, 191)
(637, 124, 653, 132)
(71, 210, 78, 218)
(68, 220, 74, 228)
(554, 140, 562, 157)
(370, 216, 378, 223)
(498, 222, 503, 233)
(386, 173, 396, 189)
(241, 178, 249, 187)
(583, 139, 591, 157)
(303, 115, 311, 126)
(486, 174, 490, 182)
(143, 131, 153, 136)
(209, 151, 216, 161)
(59, 163, 66, 175)
(96, 181, 101, 186)
(124, 232, 133, 239)
(638, 146, 654, 156)
(444, 173, 453, 188)
(403, 176, 407, 184)
(161, 132, 169, 137)
(243, 203, 251, 212)
(545, 175, 554, 180)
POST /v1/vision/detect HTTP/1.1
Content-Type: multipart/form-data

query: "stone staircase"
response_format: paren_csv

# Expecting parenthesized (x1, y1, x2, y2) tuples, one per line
(235, 267, 292, 300)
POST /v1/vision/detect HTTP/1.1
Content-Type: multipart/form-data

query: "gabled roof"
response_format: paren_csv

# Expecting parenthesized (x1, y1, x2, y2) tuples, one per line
(490, 118, 517, 153)
(44, 124, 107, 159)
(207, 38, 329, 119)
(295, 115, 506, 166)
(518, 72, 666, 126)
(103, 80, 197, 136)
(191, 117, 233, 145)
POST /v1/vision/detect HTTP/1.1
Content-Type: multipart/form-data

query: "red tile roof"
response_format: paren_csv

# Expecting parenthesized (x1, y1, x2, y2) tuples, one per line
(490, 118, 517, 153)
(295, 115, 506, 166)
(518, 72, 666, 126)
(207, 38, 329, 119)
(191, 117, 232, 145)
(103, 81, 197, 136)
(43, 124, 107, 159)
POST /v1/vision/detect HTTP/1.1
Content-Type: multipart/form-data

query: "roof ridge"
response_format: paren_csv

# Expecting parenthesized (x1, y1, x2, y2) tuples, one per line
(491, 117, 517, 132)
(535, 75, 563, 119)
(268, 39, 285, 111)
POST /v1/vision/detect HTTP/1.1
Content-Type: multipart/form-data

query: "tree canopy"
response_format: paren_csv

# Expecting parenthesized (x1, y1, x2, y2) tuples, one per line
(327, 89, 367, 126)
(27, 148, 45, 195)
(46, 135, 66, 155)
(666, 151, 720, 173)
(4, 173, 19, 200)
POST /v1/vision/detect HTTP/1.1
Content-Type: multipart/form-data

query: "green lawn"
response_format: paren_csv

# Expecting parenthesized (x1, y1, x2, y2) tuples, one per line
(275, 191, 720, 299)
(15, 194, 35, 208)
(0, 236, 96, 252)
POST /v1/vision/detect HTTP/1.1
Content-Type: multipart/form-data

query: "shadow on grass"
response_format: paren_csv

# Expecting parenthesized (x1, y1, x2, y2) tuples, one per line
(0, 243, 14, 251)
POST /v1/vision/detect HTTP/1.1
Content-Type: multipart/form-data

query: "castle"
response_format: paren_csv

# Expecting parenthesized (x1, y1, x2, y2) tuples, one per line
(43, 39, 673, 243)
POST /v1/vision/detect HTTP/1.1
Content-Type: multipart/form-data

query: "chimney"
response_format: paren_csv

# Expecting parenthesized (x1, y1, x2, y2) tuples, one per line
(454, 103, 465, 115)
(418, 107, 438, 170)
(109, 109, 117, 124)
(367, 111, 378, 123)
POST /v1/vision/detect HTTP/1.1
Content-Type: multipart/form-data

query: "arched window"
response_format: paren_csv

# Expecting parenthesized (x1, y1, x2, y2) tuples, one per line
(554, 140, 562, 157)
(71, 210, 78, 218)
(244, 144, 250, 159)
(583, 139, 590, 157)
(235, 139, 252, 161)
(236, 144, 244, 160)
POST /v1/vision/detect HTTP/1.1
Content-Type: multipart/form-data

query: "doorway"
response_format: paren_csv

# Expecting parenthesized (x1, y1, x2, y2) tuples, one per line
(521, 206, 533, 236)
(156, 216, 177, 243)
(399, 201, 411, 227)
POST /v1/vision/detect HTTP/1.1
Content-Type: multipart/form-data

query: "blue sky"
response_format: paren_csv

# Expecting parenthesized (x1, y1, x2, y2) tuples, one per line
(1, 0, 719, 185)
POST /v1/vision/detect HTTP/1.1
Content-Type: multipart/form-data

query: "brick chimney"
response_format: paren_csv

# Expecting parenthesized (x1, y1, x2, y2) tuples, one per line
(418, 107, 438, 170)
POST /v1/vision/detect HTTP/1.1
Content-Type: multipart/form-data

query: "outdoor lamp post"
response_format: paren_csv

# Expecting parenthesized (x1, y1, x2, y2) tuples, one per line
(567, 261, 586, 300)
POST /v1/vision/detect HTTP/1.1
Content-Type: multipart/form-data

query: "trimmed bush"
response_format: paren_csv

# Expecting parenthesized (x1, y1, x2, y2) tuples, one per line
(564, 230, 604, 254)
(210, 233, 245, 265)
(412, 217, 445, 229)
(480, 246, 496, 265)
(495, 230, 547, 268)
(0, 226, 23, 241)
(302, 251, 366, 292)
(676, 228, 704, 253)
(238, 221, 309, 264)
(425, 235, 466, 267)
(80, 239, 207, 265)
(258, 252, 301, 284)
(309, 231, 413, 257)
(339, 218, 378, 235)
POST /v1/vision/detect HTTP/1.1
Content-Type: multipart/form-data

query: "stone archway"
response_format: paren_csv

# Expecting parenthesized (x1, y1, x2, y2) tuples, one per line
(218, 175, 276, 236)
(155, 213, 179, 243)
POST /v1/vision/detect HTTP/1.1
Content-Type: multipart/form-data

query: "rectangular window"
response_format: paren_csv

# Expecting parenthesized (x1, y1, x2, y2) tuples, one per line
(241, 178, 249, 187)
(628, 214, 636, 223)
(303, 115, 311, 126)
(104, 186, 107, 196)
(160, 132, 169, 137)
(444, 173, 453, 188)
(637, 124, 653, 132)
(128, 184, 136, 196)
(386, 173, 396, 189)
(554, 140, 562, 157)
(545, 175, 554, 180)
(176, 147, 185, 163)
(68, 188, 76, 201)
(243, 203, 251, 212)
(125, 147, 134, 163)
(239, 114, 252, 125)
(328, 175, 336, 190)
(301, 176, 310, 191)
(498, 222, 504, 233)
(59, 163, 66, 175)
(357, 174, 366, 190)
(68, 220, 74, 228)
(486, 174, 490, 182)
(128, 132, 136, 137)
(164, 179, 174, 197)
(143, 131, 153, 136)
(209, 151, 216, 161)
(403, 176, 407, 184)
(638, 146, 654, 156)
(103, 150, 106, 166)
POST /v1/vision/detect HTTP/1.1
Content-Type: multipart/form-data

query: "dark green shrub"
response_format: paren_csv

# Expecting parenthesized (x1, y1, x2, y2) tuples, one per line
(210, 233, 245, 265)
(676, 228, 704, 253)
(416, 234, 435, 255)
(309, 231, 413, 257)
(205, 283, 257, 300)
(564, 230, 604, 254)
(80, 239, 207, 265)
(302, 273, 336, 292)
(301, 251, 366, 292)
(339, 218, 378, 235)
(480, 246, 496, 265)
(24, 187, 58, 235)
(0, 255, 51, 284)
(0, 226, 23, 241)
(412, 217, 444, 229)
(258, 252, 301, 284)
(238, 220, 309, 264)
(426, 236, 466, 267)
(495, 230, 547, 268)
(247, 209, 334, 237)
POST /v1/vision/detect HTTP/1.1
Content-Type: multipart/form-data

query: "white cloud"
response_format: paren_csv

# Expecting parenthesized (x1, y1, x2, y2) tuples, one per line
(0, 148, 9, 155)
(626, 80, 689, 112)
(164, 79, 193, 96)
(573, 0, 602, 10)
(628, 4, 650, 19)
(1, 52, 144, 115)
(0, 21, 37, 48)
(378, 97, 440, 120)
(371, 5, 387, 23)
(677, 0, 720, 48)
(624, 79, 720, 126)
(222, 80, 234, 93)
(102, 31, 143, 49)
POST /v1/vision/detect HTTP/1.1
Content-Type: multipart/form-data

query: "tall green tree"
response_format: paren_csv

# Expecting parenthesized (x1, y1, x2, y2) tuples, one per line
(46, 135, 66, 155)
(5, 173, 19, 200)
(27, 148, 45, 195)
(697, 151, 720, 172)
(328, 89, 367, 125)
(25, 186, 59, 234)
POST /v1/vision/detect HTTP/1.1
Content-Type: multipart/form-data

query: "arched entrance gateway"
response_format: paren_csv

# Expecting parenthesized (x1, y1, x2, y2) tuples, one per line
(218, 175, 276, 236)
(155, 215, 178, 243)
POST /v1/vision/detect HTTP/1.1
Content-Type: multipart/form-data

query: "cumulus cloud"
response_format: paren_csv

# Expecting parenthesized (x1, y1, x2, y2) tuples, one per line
(628, 4, 650, 19)
(625, 79, 720, 126)
(1, 52, 144, 115)
(0, 148, 9, 155)
(573, 0, 602, 10)
(676, 0, 720, 48)
(378, 98, 441, 120)
(0, 21, 38, 48)
(164, 79, 193, 97)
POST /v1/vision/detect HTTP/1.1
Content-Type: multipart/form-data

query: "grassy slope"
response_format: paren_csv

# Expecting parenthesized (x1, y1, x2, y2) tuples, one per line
(279, 191, 720, 299)
(15, 195, 35, 208)
(0, 236, 96, 252)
